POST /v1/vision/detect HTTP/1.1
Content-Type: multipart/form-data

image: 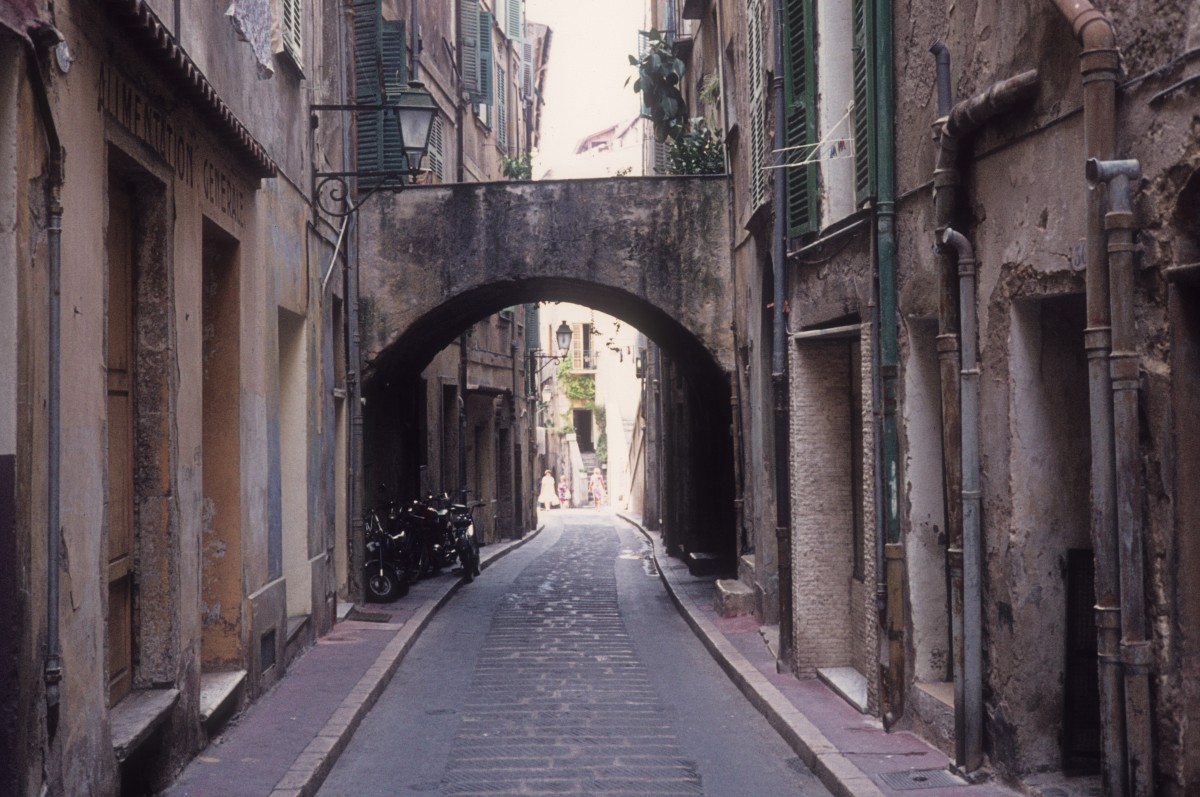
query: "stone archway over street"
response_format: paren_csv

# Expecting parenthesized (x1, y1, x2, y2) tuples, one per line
(356, 175, 733, 377)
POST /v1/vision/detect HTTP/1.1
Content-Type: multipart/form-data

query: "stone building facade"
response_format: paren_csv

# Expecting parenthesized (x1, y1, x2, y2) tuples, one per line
(656, 0, 1200, 793)
(1, 0, 350, 794)
(355, 0, 548, 547)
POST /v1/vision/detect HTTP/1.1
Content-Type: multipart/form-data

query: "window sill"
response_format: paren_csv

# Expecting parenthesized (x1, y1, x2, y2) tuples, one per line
(110, 687, 180, 762)
(275, 45, 305, 79)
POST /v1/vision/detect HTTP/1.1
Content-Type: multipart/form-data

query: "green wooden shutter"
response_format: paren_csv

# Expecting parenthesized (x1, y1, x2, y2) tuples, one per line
(506, 0, 522, 39)
(851, 0, 875, 206)
(459, 0, 481, 98)
(474, 11, 494, 105)
(282, 0, 302, 66)
(747, 0, 766, 207)
(354, 0, 383, 176)
(522, 38, 534, 99)
(497, 64, 509, 152)
(637, 31, 652, 118)
(381, 20, 408, 176)
(781, 0, 817, 236)
(427, 113, 445, 181)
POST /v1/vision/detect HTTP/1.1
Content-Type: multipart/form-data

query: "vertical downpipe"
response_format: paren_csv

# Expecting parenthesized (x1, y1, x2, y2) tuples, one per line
(769, 0, 794, 672)
(27, 41, 65, 720)
(1046, 3, 1130, 792)
(874, 0, 904, 723)
(45, 178, 63, 714)
(1088, 158, 1153, 797)
(930, 42, 967, 764)
(458, 332, 469, 502)
(942, 228, 982, 770)
(339, 0, 366, 603)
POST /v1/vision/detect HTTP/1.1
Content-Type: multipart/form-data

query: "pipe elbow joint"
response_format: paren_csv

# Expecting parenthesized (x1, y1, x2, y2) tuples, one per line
(1085, 158, 1141, 187)
(1074, 8, 1116, 52)
(941, 227, 975, 262)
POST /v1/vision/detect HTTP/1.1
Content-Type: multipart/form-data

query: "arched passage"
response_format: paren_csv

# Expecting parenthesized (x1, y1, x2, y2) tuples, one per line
(354, 175, 739, 574)
(361, 280, 737, 575)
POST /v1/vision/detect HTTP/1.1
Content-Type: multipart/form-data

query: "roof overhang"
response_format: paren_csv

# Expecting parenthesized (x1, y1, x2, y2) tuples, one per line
(103, 0, 278, 179)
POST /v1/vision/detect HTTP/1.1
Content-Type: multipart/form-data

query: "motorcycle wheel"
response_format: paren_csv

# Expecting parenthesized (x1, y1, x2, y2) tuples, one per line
(460, 542, 480, 581)
(365, 565, 404, 602)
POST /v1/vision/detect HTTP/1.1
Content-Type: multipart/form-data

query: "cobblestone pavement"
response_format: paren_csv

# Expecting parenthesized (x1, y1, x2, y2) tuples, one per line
(442, 520, 703, 796)
(317, 512, 828, 797)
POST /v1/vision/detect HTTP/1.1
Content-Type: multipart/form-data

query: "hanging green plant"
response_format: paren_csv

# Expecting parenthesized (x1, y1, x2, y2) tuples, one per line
(627, 29, 689, 145)
(501, 152, 533, 180)
(668, 119, 725, 175)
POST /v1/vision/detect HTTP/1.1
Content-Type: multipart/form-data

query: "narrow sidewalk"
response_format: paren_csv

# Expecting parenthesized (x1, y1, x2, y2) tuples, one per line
(618, 512, 1023, 797)
(160, 531, 540, 797)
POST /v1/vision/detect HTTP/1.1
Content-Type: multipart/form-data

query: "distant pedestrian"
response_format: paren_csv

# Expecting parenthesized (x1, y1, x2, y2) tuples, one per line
(558, 477, 571, 508)
(589, 467, 607, 506)
(538, 469, 559, 509)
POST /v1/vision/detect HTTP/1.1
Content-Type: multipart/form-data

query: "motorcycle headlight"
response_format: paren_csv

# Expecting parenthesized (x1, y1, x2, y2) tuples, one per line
(466, 523, 475, 539)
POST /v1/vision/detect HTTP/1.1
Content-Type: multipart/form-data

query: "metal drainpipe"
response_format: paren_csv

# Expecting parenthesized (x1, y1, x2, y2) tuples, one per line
(1088, 157, 1153, 797)
(769, 0, 794, 673)
(928, 39, 967, 764)
(930, 66, 1039, 770)
(337, 0, 366, 603)
(1044, 3, 1129, 793)
(459, 332, 469, 502)
(410, 2, 419, 81)
(26, 38, 65, 715)
(941, 228, 982, 770)
(873, 0, 904, 725)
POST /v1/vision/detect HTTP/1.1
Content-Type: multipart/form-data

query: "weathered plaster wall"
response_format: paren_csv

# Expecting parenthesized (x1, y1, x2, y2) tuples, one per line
(9, 1, 343, 791)
(892, 0, 1200, 787)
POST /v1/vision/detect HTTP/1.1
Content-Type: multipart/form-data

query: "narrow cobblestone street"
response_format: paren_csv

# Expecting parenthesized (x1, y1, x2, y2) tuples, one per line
(316, 512, 831, 796)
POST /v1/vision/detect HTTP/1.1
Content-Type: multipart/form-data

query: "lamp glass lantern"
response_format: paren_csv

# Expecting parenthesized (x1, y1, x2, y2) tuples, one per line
(393, 82, 438, 175)
(555, 321, 573, 355)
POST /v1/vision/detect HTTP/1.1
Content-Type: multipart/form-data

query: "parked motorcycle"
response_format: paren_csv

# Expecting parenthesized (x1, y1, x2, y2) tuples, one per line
(363, 490, 423, 602)
(405, 492, 482, 583)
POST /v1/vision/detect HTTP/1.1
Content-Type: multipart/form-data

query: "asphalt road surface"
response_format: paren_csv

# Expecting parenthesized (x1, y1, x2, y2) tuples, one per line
(317, 510, 831, 797)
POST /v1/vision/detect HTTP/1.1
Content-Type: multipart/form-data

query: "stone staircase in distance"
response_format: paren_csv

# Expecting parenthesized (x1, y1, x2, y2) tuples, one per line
(714, 553, 758, 618)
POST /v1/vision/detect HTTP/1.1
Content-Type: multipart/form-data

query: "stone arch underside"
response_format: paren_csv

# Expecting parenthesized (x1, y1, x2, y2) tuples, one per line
(357, 175, 734, 383)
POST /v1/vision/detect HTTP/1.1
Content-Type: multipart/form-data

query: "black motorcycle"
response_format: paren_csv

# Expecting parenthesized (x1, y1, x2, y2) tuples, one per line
(363, 492, 424, 602)
(407, 493, 482, 583)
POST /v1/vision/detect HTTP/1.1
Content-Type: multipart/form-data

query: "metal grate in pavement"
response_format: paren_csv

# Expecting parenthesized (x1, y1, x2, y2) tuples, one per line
(878, 769, 968, 790)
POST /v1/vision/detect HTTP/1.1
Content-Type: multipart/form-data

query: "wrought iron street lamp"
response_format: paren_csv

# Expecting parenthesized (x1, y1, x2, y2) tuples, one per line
(529, 319, 574, 405)
(393, 82, 437, 175)
(310, 81, 440, 218)
(555, 321, 573, 356)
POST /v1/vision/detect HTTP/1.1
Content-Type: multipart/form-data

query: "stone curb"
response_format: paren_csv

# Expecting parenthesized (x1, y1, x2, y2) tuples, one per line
(267, 525, 545, 797)
(617, 513, 887, 797)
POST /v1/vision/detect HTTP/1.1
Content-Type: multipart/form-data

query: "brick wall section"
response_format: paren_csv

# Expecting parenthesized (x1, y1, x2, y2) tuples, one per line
(856, 324, 879, 713)
(789, 340, 854, 675)
(787, 331, 879, 713)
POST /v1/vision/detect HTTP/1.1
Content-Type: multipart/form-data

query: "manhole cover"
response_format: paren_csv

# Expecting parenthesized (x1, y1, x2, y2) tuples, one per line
(878, 769, 967, 790)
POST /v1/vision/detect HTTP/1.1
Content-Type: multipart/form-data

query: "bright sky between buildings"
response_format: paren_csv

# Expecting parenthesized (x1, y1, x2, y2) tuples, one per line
(525, 0, 646, 178)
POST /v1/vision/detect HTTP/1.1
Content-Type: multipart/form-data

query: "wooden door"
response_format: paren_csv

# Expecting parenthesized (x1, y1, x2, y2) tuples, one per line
(1063, 548, 1101, 773)
(106, 186, 134, 705)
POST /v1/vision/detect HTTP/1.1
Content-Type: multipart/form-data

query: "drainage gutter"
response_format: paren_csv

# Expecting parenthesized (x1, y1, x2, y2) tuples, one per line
(769, 0, 794, 672)
(941, 227, 982, 772)
(24, 32, 65, 717)
(1087, 156, 1153, 797)
(929, 60, 1038, 771)
(872, 0, 904, 726)
(1045, 2, 1151, 792)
